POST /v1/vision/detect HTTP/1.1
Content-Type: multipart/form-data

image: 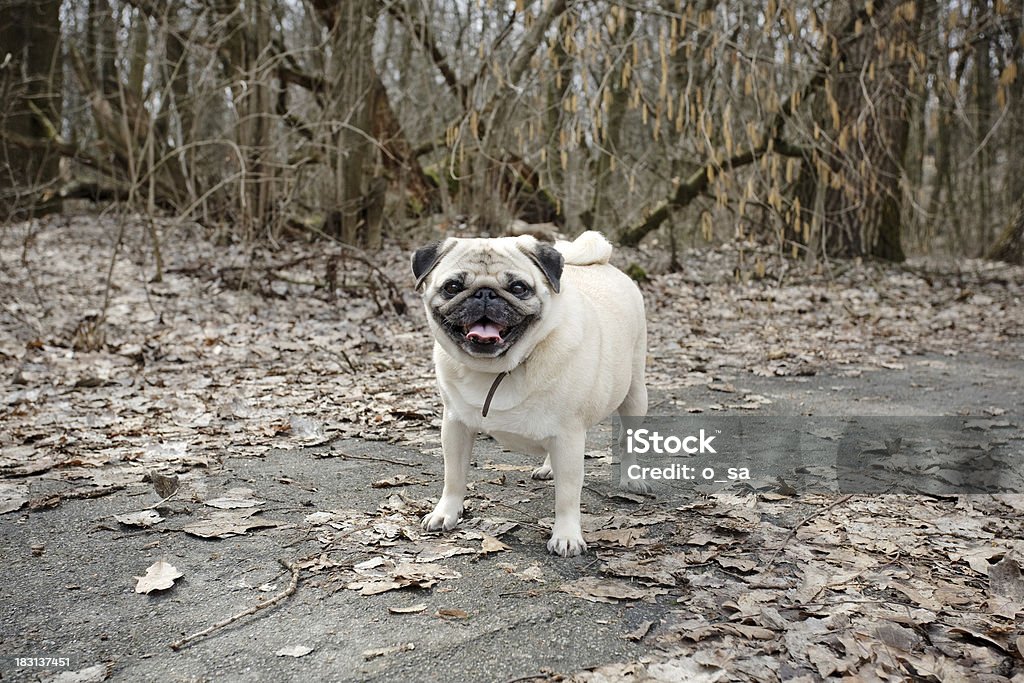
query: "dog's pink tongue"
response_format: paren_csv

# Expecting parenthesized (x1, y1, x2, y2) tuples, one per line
(466, 321, 503, 343)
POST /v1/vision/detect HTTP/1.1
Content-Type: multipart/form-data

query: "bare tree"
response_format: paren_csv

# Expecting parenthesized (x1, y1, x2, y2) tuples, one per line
(0, 0, 63, 219)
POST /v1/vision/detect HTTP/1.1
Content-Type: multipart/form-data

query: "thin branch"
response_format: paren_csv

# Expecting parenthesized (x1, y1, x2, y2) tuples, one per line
(619, 139, 807, 247)
(387, 3, 465, 107)
(169, 559, 300, 651)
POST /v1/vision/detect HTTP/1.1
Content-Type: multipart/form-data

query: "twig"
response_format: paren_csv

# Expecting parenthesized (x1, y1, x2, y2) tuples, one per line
(502, 674, 550, 683)
(763, 494, 853, 570)
(334, 451, 421, 468)
(169, 559, 300, 651)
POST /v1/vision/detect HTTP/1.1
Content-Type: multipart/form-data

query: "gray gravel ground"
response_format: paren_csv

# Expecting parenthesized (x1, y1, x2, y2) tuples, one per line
(1, 348, 1021, 682)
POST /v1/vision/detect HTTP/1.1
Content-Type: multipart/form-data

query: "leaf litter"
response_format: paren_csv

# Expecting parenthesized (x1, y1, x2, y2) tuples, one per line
(3, 217, 1024, 677)
(134, 560, 183, 594)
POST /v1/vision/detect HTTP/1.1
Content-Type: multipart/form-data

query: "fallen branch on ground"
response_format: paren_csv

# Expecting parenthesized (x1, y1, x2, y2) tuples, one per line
(169, 559, 300, 651)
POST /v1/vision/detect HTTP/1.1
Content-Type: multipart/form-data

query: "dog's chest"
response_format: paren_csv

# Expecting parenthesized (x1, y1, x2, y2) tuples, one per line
(485, 428, 550, 457)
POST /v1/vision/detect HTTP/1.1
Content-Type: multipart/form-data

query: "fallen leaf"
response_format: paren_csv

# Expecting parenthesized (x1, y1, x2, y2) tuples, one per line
(275, 645, 314, 658)
(115, 510, 164, 528)
(388, 603, 427, 614)
(0, 482, 29, 514)
(204, 488, 263, 509)
(586, 527, 647, 548)
(561, 577, 668, 603)
(436, 608, 469, 619)
(346, 579, 404, 596)
(622, 620, 656, 641)
(183, 509, 281, 539)
(304, 511, 336, 525)
(673, 622, 775, 642)
(48, 663, 110, 683)
(987, 555, 1024, 618)
(362, 643, 415, 660)
(793, 565, 829, 604)
(148, 471, 179, 499)
(290, 416, 325, 442)
(645, 657, 726, 682)
(371, 475, 426, 488)
(479, 534, 509, 554)
(715, 556, 758, 573)
(515, 563, 545, 583)
(347, 561, 460, 595)
(134, 560, 183, 594)
(413, 543, 476, 562)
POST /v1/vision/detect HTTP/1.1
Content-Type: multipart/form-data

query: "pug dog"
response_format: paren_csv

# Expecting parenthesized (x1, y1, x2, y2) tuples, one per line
(412, 231, 648, 556)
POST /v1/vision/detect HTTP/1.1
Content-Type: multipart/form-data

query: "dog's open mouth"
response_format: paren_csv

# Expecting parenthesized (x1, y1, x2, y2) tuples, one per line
(464, 318, 507, 345)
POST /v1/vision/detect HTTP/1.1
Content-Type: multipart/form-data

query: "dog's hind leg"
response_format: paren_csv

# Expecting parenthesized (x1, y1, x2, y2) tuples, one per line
(616, 376, 651, 494)
(532, 455, 553, 480)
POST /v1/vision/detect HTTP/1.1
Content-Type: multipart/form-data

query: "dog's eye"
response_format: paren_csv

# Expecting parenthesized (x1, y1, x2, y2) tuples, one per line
(442, 281, 463, 296)
(508, 281, 531, 297)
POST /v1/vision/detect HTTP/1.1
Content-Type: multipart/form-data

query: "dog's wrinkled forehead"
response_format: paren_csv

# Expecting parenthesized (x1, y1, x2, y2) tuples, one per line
(440, 238, 536, 281)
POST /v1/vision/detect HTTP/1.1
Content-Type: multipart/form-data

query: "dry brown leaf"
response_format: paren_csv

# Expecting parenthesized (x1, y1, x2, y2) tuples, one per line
(348, 561, 460, 595)
(602, 555, 679, 586)
(645, 658, 726, 682)
(134, 560, 183, 594)
(987, 555, 1024, 618)
(204, 488, 263, 509)
(362, 643, 415, 660)
(715, 556, 758, 573)
(561, 577, 668, 603)
(183, 509, 281, 539)
(515, 563, 545, 583)
(622, 620, 656, 641)
(674, 622, 775, 642)
(888, 581, 943, 612)
(413, 543, 476, 562)
(436, 608, 470, 619)
(586, 527, 646, 548)
(0, 482, 29, 515)
(793, 565, 829, 604)
(371, 474, 426, 488)
(388, 603, 427, 614)
(47, 663, 110, 683)
(115, 510, 164, 528)
(148, 471, 180, 499)
(479, 534, 509, 554)
(347, 579, 405, 596)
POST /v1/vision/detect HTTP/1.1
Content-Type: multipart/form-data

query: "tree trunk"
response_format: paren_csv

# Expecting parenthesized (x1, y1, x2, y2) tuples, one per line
(313, 0, 379, 246)
(987, 201, 1024, 265)
(972, 0, 994, 255)
(795, 0, 921, 261)
(587, 10, 633, 232)
(0, 0, 63, 219)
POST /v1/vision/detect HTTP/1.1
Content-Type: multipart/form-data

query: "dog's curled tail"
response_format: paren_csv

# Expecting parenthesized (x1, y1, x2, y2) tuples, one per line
(554, 231, 613, 266)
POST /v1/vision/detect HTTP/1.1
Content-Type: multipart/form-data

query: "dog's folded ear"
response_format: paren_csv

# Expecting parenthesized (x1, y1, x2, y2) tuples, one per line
(412, 241, 445, 290)
(526, 243, 564, 294)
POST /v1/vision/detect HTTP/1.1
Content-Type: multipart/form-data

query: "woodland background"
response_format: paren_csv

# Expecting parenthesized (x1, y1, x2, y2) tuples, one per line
(3, 3, 1024, 679)
(1, 0, 1023, 266)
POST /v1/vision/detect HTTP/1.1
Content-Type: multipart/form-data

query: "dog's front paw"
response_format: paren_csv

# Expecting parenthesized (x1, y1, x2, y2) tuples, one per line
(547, 530, 587, 557)
(421, 498, 463, 531)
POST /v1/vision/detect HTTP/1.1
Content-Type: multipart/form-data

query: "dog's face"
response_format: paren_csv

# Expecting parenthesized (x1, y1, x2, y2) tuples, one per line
(412, 236, 564, 359)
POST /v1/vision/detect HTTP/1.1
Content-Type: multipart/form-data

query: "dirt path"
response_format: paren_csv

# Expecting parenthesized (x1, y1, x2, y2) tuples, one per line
(3, 347, 1022, 682)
